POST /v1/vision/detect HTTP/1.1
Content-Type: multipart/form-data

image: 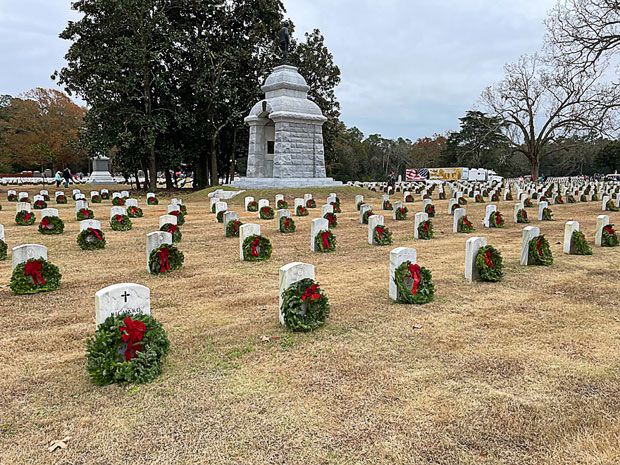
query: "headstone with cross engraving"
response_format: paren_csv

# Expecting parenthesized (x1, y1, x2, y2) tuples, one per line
(95, 283, 151, 328)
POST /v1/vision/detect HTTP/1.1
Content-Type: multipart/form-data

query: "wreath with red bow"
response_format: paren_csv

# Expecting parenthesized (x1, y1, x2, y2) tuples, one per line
(259, 206, 275, 220)
(324, 212, 338, 228)
(147, 196, 159, 205)
(491, 193, 499, 201)
(439, 192, 446, 200)
(77, 208, 94, 221)
(110, 214, 133, 231)
(425, 204, 436, 217)
(7, 193, 17, 202)
(216, 210, 227, 223)
(356, 200, 365, 210)
(280, 216, 296, 233)
(395, 206, 408, 220)
(362, 209, 374, 224)
(457, 215, 475, 233)
(226, 219, 243, 238)
(91, 194, 101, 203)
(56, 194, 67, 204)
(474, 194, 485, 203)
(77, 227, 106, 250)
(490, 211, 504, 228)
(169, 210, 185, 226)
(247, 200, 258, 212)
(315, 230, 336, 252)
(33, 199, 47, 210)
(280, 278, 330, 332)
(571, 231, 592, 255)
(475, 246, 503, 282)
(524, 198, 533, 207)
(15, 210, 35, 226)
(128, 206, 144, 218)
(542, 207, 554, 221)
(277, 199, 288, 209)
(10, 258, 62, 295)
(458, 197, 468, 205)
(330, 202, 341, 213)
(296, 205, 309, 216)
(580, 194, 588, 202)
(607, 199, 619, 212)
(101, 191, 110, 200)
(505, 192, 513, 201)
(383, 199, 393, 210)
(528, 235, 553, 266)
(160, 223, 182, 242)
(517, 208, 529, 223)
(86, 313, 170, 385)
(393, 261, 434, 304)
(39, 216, 65, 235)
(242, 235, 272, 261)
(567, 194, 576, 204)
(0, 240, 7, 261)
(405, 194, 414, 203)
(602, 224, 618, 247)
(148, 244, 184, 274)
(418, 220, 434, 240)
(112, 197, 125, 206)
(306, 198, 316, 208)
(373, 225, 393, 245)
(556, 195, 564, 204)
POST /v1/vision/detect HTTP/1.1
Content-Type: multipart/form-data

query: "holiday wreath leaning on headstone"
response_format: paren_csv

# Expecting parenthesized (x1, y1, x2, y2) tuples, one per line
(315, 230, 336, 252)
(77, 227, 106, 250)
(110, 214, 133, 231)
(602, 224, 618, 247)
(529, 235, 553, 266)
(148, 244, 185, 274)
(393, 261, 434, 305)
(86, 313, 169, 385)
(11, 258, 62, 294)
(281, 279, 330, 332)
(39, 216, 65, 235)
(160, 223, 182, 242)
(475, 246, 503, 282)
(242, 235, 272, 261)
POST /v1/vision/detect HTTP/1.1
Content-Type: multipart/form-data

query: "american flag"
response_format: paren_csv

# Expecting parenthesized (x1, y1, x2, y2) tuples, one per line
(406, 169, 429, 181)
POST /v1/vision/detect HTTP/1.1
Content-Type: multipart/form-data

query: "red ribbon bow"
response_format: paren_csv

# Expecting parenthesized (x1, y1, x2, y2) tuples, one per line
(233, 221, 239, 232)
(536, 238, 543, 258)
(463, 217, 472, 227)
(301, 284, 321, 302)
(171, 211, 179, 217)
(604, 225, 614, 235)
(484, 251, 493, 268)
(119, 317, 146, 361)
(115, 215, 123, 222)
(408, 263, 421, 295)
(157, 248, 171, 272)
(423, 221, 429, 232)
(327, 214, 335, 226)
(24, 213, 32, 223)
(41, 218, 52, 230)
(321, 231, 330, 249)
(495, 212, 502, 223)
(24, 259, 46, 285)
(167, 225, 177, 233)
(88, 227, 102, 240)
(284, 218, 290, 228)
(80, 209, 90, 218)
(251, 238, 260, 257)
(376, 226, 385, 240)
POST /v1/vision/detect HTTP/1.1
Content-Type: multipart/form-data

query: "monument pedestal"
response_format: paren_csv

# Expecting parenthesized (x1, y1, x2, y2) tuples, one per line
(88, 156, 116, 185)
(229, 177, 342, 189)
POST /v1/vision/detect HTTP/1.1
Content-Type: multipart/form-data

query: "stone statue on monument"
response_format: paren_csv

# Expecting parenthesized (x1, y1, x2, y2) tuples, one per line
(278, 26, 290, 64)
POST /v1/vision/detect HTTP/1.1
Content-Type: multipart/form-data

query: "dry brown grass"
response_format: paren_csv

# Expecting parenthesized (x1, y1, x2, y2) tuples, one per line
(0, 185, 619, 464)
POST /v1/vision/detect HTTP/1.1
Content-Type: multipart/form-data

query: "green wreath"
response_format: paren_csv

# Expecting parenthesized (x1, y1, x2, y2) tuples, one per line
(457, 215, 475, 233)
(280, 278, 330, 332)
(296, 205, 309, 216)
(77, 208, 94, 221)
(242, 235, 272, 261)
(602, 224, 618, 247)
(357, 201, 365, 210)
(0, 240, 7, 261)
(580, 194, 587, 202)
(556, 196, 564, 204)
(458, 197, 467, 205)
(528, 235, 553, 266)
(315, 229, 336, 252)
(425, 204, 436, 217)
(216, 210, 226, 223)
(101, 192, 110, 200)
(277, 199, 288, 209)
(571, 231, 592, 255)
(592, 194, 600, 201)
(524, 198, 533, 207)
(393, 261, 434, 304)
(476, 246, 503, 282)
(10, 258, 62, 294)
(226, 219, 243, 238)
(86, 313, 170, 385)
(7, 193, 17, 202)
(324, 212, 338, 228)
(491, 193, 499, 201)
(247, 201, 258, 212)
(306, 199, 316, 208)
(77, 228, 106, 250)
(33, 200, 47, 209)
(112, 197, 125, 206)
(330, 202, 341, 213)
(148, 244, 184, 274)
(110, 214, 133, 231)
(160, 223, 182, 243)
(147, 196, 158, 205)
(362, 209, 374, 224)
(395, 206, 408, 220)
(506, 192, 513, 200)
(567, 195, 576, 204)
(171, 211, 185, 226)
(439, 193, 446, 200)
(39, 216, 65, 235)
(128, 206, 144, 218)
(517, 208, 529, 223)
(542, 207, 553, 221)
(490, 211, 504, 228)
(259, 206, 275, 219)
(373, 225, 393, 245)
(607, 200, 619, 212)
(383, 200, 393, 210)
(56, 194, 67, 204)
(178, 204, 187, 215)
(280, 216, 296, 233)
(91, 194, 101, 203)
(15, 210, 35, 226)
(475, 194, 485, 203)
(418, 220, 434, 240)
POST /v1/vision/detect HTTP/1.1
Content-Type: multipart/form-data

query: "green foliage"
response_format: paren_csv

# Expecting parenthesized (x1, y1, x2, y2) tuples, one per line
(517, 209, 529, 223)
(607, 200, 619, 212)
(279, 216, 296, 233)
(147, 197, 158, 205)
(475, 246, 503, 282)
(0, 239, 7, 260)
(171, 211, 185, 226)
(418, 220, 434, 240)
(425, 204, 436, 217)
(226, 219, 242, 238)
(280, 278, 330, 332)
(242, 235, 272, 261)
(595, 140, 620, 173)
(276, 199, 288, 209)
(39, 216, 65, 235)
(56, 195, 67, 204)
(529, 235, 553, 266)
(362, 209, 374, 224)
(393, 262, 434, 305)
(77, 228, 106, 250)
(76, 208, 94, 220)
(110, 214, 132, 231)
(602, 224, 618, 247)
(33, 200, 47, 209)
(457, 215, 475, 233)
(373, 225, 392, 245)
(542, 207, 554, 221)
(148, 244, 184, 275)
(259, 206, 275, 220)
(383, 200, 393, 210)
(315, 229, 336, 252)
(306, 199, 316, 208)
(247, 201, 258, 212)
(112, 197, 125, 206)
(474, 194, 485, 203)
(216, 210, 226, 223)
(160, 223, 182, 243)
(490, 211, 504, 228)
(324, 212, 338, 228)
(15, 210, 35, 226)
(395, 206, 408, 220)
(10, 258, 62, 295)
(571, 231, 592, 255)
(458, 197, 467, 205)
(91, 194, 101, 203)
(85, 313, 169, 385)
(128, 206, 143, 218)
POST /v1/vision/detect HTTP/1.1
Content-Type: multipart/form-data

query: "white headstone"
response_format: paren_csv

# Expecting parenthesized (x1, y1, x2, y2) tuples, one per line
(327, 194, 337, 205)
(146, 192, 155, 200)
(304, 193, 313, 203)
(294, 198, 304, 212)
(120, 190, 130, 198)
(19, 192, 29, 201)
(159, 214, 178, 228)
(40, 208, 59, 218)
(110, 206, 126, 218)
(33, 194, 44, 203)
(146, 231, 173, 271)
(602, 195, 610, 211)
(112, 192, 121, 199)
(244, 196, 255, 211)
(75, 200, 89, 213)
(275, 194, 284, 204)
(359, 204, 372, 224)
(321, 204, 334, 217)
(311, 218, 329, 252)
(414, 212, 429, 239)
(538, 201, 549, 221)
(453, 208, 466, 233)
(368, 214, 385, 245)
(0, 224, 4, 241)
(55, 191, 64, 198)
(595, 214, 610, 247)
(465, 237, 487, 283)
(258, 199, 269, 210)
(101, 189, 109, 195)
(209, 197, 220, 212)
(563, 221, 580, 254)
(224, 211, 239, 234)
(389, 247, 417, 301)
(277, 209, 291, 231)
(171, 198, 182, 206)
(17, 201, 32, 213)
(12, 244, 47, 270)
(279, 263, 315, 325)
(167, 204, 180, 214)
(80, 219, 101, 232)
(521, 226, 541, 266)
(215, 201, 227, 216)
(239, 223, 260, 260)
(484, 205, 497, 228)
(95, 283, 151, 328)
(448, 198, 457, 215)
(513, 203, 524, 223)
(90, 191, 100, 199)
(75, 193, 86, 201)
(423, 199, 432, 211)
(355, 195, 364, 208)
(126, 198, 138, 208)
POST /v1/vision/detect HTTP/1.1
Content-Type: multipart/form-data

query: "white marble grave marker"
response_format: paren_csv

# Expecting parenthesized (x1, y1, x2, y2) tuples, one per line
(278, 263, 314, 325)
(465, 237, 487, 283)
(368, 214, 385, 245)
(95, 283, 151, 327)
(595, 215, 609, 247)
(12, 244, 47, 270)
(389, 247, 417, 301)
(311, 218, 329, 251)
(521, 226, 541, 265)
(146, 231, 173, 271)
(239, 223, 260, 260)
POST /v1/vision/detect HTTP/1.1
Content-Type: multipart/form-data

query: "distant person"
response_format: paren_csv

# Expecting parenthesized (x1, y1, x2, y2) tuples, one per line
(54, 171, 62, 188)
(63, 168, 71, 188)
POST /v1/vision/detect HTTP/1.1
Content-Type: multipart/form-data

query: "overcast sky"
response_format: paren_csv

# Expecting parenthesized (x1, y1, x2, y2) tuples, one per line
(0, 0, 556, 140)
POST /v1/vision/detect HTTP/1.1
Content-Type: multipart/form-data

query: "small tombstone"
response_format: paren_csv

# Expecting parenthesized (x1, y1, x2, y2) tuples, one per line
(80, 219, 101, 232)
(279, 263, 315, 325)
(18, 192, 29, 201)
(0, 224, 4, 241)
(483, 205, 497, 228)
(382, 194, 390, 202)
(12, 244, 47, 270)
(465, 237, 488, 282)
(91, 191, 100, 200)
(392, 201, 404, 220)
(75, 199, 89, 213)
(602, 195, 610, 211)
(55, 191, 64, 198)
(72, 189, 81, 196)
(112, 192, 121, 200)
(368, 214, 384, 245)
(171, 198, 182, 206)
(33, 194, 44, 203)
(110, 206, 126, 218)
(126, 198, 138, 208)
(389, 247, 417, 301)
(244, 196, 255, 211)
(17, 202, 32, 213)
(359, 204, 372, 224)
(453, 208, 466, 233)
(422, 199, 432, 211)
(209, 197, 220, 212)
(520, 226, 541, 265)
(159, 214, 178, 228)
(40, 189, 49, 196)
(321, 204, 334, 217)
(538, 201, 549, 221)
(167, 204, 180, 214)
(327, 194, 337, 205)
(258, 199, 269, 210)
(503, 191, 511, 201)
(294, 198, 304, 211)
(275, 194, 284, 204)
(595, 215, 610, 247)
(75, 193, 86, 201)
(414, 212, 429, 239)
(95, 283, 151, 328)
(224, 211, 239, 234)
(304, 193, 313, 203)
(513, 203, 524, 223)
(311, 218, 329, 251)
(101, 188, 109, 196)
(355, 195, 364, 207)
(215, 201, 227, 221)
(8, 189, 16, 197)
(120, 190, 130, 198)
(40, 208, 59, 218)
(277, 209, 291, 228)
(146, 231, 173, 271)
(239, 223, 260, 260)
(146, 192, 155, 200)
(563, 221, 580, 254)
(448, 198, 457, 214)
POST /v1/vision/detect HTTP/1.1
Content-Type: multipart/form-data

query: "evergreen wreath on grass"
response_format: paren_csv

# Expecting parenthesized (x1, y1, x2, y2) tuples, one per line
(357, 200, 365, 210)
(0, 239, 7, 261)
(315, 230, 336, 252)
(101, 192, 110, 200)
(491, 193, 499, 201)
(418, 220, 434, 240)
(56, 194, 67, 204)
(39, 216, 64, 235)
(490, 211, 504, 228)
(15, 210, 35, 226)
(110, 214, 132, 231)
(457, 215, 475, 233)
(476, 246, 503, 282)
(7, 192, 17, 202)
(277, 199, 288, 209)
(556, 195, 564, 204)
(160, 223, 182, 242)
(506, 192, 513, 200)
(567, 195, 576, 203)
(216, 210, 226, 223)
(524, 198, 533, 207)
(425, 203, 436, 217)
(405, 194, 415, 202)
(362, 209, 374, 224)
(393, 261, 434, 304)
(242, 235, 272, 261)
(33, 199, 47, 209)
(383, 199, 393, 210)
(517, 208, 529, 223)
(306, 198, 316, 208)
(179, 204, 187, 215)
(10, 258, 61, 295)
(281, 278, 330, 332)
(439, 192, 446, 200)
(395, 206, 408, 220)
(247, 200, 258, 212)
(280, 216, 296, 233)
(529, 235, 553, 266)
(475, 194, 485, 203)
(149, 244, 184, 274)
(580, 194, 587, 202)
(226, 219, 243, 238)
(91, 194, 101, 203)
(259, 206, 275, 219)
(373, 225, 393, 245)
(77, 208, 94, 220)
(112, 197, 125, 206)
(86, 313, 170, 385)
(128, 206, 144, 218)
(458, 197, 468, 205)
(571, 231, 592, 255)
(602, 224, 618, 247)
(324, 212, 338, 228)
(330, 202, 341, 213)
(607, 199, 619, 212)
(296, 205, 309, 216)
(147, 196, 158, 205)
(170, 210, 185, 226)
(77, 227, 106, 250)
(592, 194, 600, 201)
(542, 207, 554, 221)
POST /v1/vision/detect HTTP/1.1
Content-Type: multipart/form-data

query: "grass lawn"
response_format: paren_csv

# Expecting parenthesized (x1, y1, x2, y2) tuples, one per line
(0, 185, 619, 464)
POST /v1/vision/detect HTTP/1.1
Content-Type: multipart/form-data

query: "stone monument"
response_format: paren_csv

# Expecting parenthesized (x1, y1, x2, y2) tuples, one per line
(88, 156, 116, 185)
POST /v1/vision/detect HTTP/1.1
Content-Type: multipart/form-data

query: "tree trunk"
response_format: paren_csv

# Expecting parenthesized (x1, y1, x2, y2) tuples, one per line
(134, 170, 141, 191)
(530, 155, 540, 180)
(195, 152, 208, 189)
(229, 126, 237, 183)
(210, 137, 218, 187)
(165, 169, 173, 190)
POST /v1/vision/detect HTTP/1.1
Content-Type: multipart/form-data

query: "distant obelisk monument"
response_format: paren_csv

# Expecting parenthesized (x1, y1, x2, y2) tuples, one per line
(229, 27, 342, 188)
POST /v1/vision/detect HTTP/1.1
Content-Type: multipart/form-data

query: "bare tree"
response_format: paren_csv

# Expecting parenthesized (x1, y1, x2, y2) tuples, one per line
(481, 53, 619, 178)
